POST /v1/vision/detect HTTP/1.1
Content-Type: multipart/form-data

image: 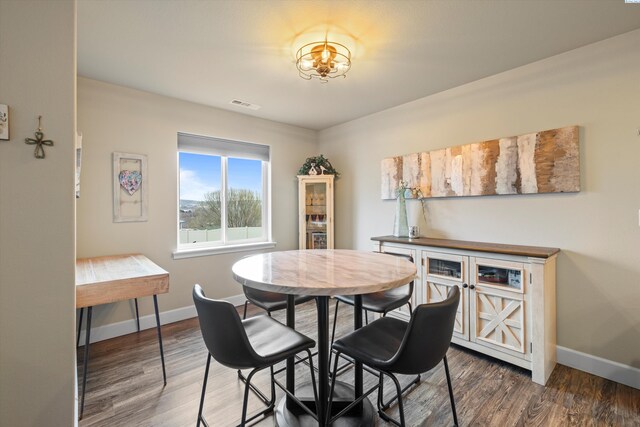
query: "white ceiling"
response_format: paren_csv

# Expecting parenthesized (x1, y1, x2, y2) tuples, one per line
(78, 0, 640, 131)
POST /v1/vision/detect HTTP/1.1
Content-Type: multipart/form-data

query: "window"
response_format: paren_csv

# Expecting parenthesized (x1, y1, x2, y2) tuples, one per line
(176, 133, 272, 257)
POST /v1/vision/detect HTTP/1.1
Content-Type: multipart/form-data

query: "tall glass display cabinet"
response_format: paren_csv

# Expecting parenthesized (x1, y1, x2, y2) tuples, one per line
(298, 175, 334, 250)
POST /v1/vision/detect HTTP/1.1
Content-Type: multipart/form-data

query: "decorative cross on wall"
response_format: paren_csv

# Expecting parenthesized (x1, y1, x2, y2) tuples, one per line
(25, 115, 54, 159)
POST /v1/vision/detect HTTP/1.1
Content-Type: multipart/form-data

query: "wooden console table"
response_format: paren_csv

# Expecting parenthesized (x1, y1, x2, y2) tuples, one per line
(76, 254, 169, 419)
(373, 236, 559, 386)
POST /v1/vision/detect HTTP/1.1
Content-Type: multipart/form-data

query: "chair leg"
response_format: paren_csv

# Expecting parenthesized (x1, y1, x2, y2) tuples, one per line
(444, 355, 459, 427)
(305, 349, 319, 408)
(377, 371, 405, 427)
(328, 299, 340, 372)
(377, 371, 385, 412)
(365, 309, 369, 325)
(327, 350, 341, 421)
(239, 367, 275, 426)
(197, 354, 211, 427)
(76, 307, 84, 348)
(241, 369, 256, 425)
(242, 300, 249, 320)
(407, 301, 413, 316)
(379, 372, 421, 410)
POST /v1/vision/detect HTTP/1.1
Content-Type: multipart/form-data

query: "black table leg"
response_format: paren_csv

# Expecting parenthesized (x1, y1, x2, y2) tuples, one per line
(275, 296, 375, 426)
(316, 296, 329, 425)
(153, 295, 167, 385)
(76, 307, 84, 348)
(134, 298, 140, 332)
(79, 305, 92, 419)
(285, 294, 295, 409)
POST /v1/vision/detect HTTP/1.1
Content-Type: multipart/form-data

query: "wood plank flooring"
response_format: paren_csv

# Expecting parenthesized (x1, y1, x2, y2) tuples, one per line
(77, 300, 640, 426)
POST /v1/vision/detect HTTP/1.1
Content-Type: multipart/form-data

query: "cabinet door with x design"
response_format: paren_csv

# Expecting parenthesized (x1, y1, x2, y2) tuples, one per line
(423, 251, 469, 341)
(470, 257, 531, 362)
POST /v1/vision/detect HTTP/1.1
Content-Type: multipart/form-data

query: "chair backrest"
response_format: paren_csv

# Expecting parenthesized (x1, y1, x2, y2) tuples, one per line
(243, 284, 285, 306)
(192, 284, 261, 369)
(383, 286, 460, 375)
(377, 252, 414, 299)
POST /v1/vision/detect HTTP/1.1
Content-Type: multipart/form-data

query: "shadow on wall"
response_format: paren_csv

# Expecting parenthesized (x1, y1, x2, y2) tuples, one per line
(558, 251, 640, 370)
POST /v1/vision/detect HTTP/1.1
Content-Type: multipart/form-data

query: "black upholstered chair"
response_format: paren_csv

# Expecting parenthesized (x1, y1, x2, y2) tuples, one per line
(329, 252, 415, 375)
(328, 286, 460, 427)
(239, 286, 317, 388)
(193, 285, 318, 426)
(242, 285, 315, 320)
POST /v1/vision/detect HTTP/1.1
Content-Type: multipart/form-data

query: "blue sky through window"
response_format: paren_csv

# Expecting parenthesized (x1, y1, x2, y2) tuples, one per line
(179, 152, 262, 201)
(228, 157, 262, 195)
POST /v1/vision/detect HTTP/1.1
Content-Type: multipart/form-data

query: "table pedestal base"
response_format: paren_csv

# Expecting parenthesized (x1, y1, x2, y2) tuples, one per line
(275, 381, 375, 427)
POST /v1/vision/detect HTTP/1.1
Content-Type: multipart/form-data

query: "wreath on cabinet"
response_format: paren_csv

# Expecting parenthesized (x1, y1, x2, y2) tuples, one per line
(298, 154, 340, 178)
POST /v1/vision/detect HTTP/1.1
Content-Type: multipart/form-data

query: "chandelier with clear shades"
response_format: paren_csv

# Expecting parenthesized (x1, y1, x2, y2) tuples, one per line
(296, 40, 351, 82)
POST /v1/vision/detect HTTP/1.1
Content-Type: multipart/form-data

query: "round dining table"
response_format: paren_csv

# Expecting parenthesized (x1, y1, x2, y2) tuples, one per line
(232, 249, 416, 426)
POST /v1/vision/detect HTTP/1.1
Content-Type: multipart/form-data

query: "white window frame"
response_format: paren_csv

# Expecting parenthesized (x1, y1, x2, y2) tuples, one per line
(174, 134, 274, 259)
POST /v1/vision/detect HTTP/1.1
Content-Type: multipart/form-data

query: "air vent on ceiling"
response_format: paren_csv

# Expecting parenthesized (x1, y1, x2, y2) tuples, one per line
(230, 99, 261, 110)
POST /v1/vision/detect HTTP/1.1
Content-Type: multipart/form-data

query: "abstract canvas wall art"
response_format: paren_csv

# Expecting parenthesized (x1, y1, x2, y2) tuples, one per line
(381, 126, 579, 199)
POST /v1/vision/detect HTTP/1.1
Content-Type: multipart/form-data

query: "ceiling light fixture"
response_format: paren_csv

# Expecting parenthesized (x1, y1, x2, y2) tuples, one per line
(296, 40, 351, 83)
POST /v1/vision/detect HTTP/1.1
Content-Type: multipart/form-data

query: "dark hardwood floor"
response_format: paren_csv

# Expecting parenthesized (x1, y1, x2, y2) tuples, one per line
(77, 300, 640, 426)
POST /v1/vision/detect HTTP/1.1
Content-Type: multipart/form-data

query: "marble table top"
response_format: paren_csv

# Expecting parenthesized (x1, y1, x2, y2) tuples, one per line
(232, 249, 417, 296)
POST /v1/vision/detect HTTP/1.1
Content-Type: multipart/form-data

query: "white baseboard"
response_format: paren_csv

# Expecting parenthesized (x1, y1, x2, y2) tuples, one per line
(77, 293, 246, 345)
(557, 345, 640, 390)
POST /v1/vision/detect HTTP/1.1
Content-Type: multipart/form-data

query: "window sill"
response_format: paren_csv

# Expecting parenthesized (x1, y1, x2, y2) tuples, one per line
(172, 241, 277, 259)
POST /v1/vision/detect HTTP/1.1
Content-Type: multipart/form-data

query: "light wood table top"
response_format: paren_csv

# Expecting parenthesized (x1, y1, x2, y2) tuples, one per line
(232, 249, 417, 296)
(76, 254, 169, 308)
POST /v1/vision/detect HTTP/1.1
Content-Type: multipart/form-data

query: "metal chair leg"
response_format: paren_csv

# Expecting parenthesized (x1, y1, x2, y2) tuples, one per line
(380, 373, 421, 410)
(376, 372, 385, 417)
(239, 367, 275, 426)
(444, 355, 459, 427)
(134, 298, 140, 332)
(197, 354, 211, 427)
(76, 307, 84, 348)
(305, 349, 319, 409)
(328, 299, 340, 372)
(153, 295, 167, 385)
(240, 369, 256, 425)
(327, 350, 341, 421)
(377, 371, 405, 427)
(242, 300, 249, 320)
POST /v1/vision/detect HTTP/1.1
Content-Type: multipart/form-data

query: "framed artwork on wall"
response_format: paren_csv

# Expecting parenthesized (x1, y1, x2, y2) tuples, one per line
(113, 152, 148, 222)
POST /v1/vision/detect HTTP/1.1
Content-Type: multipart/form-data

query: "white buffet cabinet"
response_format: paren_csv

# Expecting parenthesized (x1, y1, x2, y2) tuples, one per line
(372, 236, 559, 386)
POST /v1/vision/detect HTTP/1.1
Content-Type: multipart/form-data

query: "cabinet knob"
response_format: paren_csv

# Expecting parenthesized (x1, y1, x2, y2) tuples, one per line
(462, 283, 468, 288)
(469, 284, 476, 290)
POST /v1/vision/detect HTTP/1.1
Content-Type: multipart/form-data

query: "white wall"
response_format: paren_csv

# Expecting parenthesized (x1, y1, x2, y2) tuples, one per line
(0, 1, 77, 425)
(318, 30, 640, 368)
(76, 78, 317, 331)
